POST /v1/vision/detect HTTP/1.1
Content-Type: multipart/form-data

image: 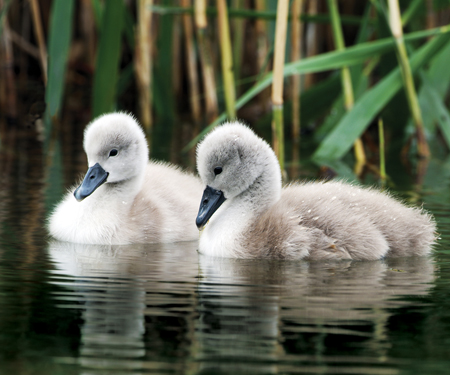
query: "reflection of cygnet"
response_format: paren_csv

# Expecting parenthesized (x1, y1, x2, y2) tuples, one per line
(195, 255, 435, 372)
(47, 239, 151, 276)
(48, 240, 147, 369)
(288, 257, 436, 323)
(196, 122, 436, 260)
(48, 240, 200, 372)
(48, 112, 203, 245)
(196, 255, 287, 374)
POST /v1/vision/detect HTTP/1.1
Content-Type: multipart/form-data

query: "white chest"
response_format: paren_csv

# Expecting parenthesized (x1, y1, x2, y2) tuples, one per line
(198, 203, 251, 258)
(49, 194, 130, 244)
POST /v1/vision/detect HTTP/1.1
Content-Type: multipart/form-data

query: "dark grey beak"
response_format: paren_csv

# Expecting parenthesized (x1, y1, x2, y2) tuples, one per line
(74, 163, 109, 202)
(196, 185, 226, 229)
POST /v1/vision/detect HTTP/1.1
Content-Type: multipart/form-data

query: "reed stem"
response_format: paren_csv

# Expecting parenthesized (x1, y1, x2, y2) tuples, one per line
(29, 0, 48, 84)
(271, 0, 289, 173)
(194, 0, 206, 28)
(378, 118, 386, 185)
(304, 0, 318, 90)
(0, 8, 17, 120)
(195, 0, 218, 123)
(327, 0, 366, 174)
(388, 0, 429, 158)
(217, 0, 236, 119)
(135, 0, 153, 138)
(255, 0, 270, 104)
(290, 0, 303, 178)
(182, 0, 201, 123)
(150, 5, 365, 25)
(232, 0, 246, 94)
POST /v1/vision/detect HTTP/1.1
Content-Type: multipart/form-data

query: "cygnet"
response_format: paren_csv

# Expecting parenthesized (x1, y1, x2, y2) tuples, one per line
(195, 121, 436, 260)
(48, 112, 203, 245)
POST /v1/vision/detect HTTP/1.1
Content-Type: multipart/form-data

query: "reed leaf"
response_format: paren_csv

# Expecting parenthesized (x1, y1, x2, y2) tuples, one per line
(388, 0, 429, 158)
(312, 34, 450, 162)
(419, 72, 450, 148)
(327, 0, 365, 173)
(415, 41, 450, 145)
(316, 4, 373, 142)
(183, 26, 450, 151)
(92, 0, 124, 118)
(427, 39, 450, 98)
(44, 0, 74, 138)
(91, 0, 103, 27)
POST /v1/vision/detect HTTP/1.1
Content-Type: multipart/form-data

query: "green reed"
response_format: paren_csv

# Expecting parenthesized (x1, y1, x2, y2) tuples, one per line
(1, 0, 450, 176)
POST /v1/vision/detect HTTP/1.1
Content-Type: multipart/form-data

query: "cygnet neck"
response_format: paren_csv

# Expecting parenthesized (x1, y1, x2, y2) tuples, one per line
(201, 165, 282, 257)
(99, 171, 145, 205)
(226, 163, 282, 227)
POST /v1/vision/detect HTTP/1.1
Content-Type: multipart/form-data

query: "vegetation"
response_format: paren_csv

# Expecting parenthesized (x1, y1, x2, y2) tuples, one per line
(1, 0, 450, 180)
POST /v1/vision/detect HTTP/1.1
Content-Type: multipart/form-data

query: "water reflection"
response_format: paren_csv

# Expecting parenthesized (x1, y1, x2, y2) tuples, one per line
(1, 104, 450, 374)
(43, 238, 438, 374)
(47, 240, 199, 374)
(196, 255, 435, 373)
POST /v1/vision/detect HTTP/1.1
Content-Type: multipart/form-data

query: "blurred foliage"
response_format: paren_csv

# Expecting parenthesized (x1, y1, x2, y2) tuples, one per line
(1, 0, 450, 178)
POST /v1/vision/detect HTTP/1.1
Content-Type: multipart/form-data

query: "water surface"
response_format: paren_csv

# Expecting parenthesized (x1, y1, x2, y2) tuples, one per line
(1, 131, 450, 375)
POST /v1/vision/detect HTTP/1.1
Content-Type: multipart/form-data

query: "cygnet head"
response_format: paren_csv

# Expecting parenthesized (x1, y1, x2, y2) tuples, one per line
(74, 112, 149, 201)
(196, 121, 281, 228)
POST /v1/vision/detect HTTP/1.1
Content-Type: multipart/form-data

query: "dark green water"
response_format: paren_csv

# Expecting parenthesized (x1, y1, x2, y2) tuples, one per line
(1, 129, 450, 375)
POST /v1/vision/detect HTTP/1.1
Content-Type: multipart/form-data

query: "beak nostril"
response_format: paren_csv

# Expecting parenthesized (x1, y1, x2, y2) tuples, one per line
(203, 199, 209, 205)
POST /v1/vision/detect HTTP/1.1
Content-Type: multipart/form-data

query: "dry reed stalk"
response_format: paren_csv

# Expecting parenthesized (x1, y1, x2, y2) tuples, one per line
(9, 30, 40, 59)
(195, 0, 218, 123)
(255, 0, 268, 70)
(181, 0, 201, 161)
(327, 0, 366, 175)
(290, 0, 303, 178)
(255, 0, 270, 105)
(29, 0, 48, 84)
(135, 0, 153, 138)
(0, 11, 18, 121)
(271, 0, 289, 173)
(217, 0, 236, 119)
(304, 0, 319, 89)
(181, 0, 201, 122)
(194, 0, 207, 28)
(388, 0, 430, 158)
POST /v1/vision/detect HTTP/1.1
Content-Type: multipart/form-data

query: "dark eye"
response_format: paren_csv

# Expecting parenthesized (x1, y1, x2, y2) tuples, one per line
(109, 149, 118, 157)
(214, 167, 222, 176)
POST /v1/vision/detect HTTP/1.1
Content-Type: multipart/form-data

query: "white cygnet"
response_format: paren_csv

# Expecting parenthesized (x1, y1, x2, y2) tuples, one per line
(195, 121, 437, 260)
(48, 112, 203, 245)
